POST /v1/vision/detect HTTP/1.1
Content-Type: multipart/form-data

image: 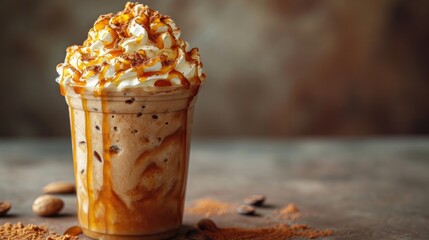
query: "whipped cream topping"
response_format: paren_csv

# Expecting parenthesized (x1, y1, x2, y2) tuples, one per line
(56, 2, 205, 95)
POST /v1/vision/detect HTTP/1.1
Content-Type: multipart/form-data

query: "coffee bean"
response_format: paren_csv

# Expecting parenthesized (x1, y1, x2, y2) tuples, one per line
(243, 194, 266, 206)
(197, 219, 219, 232)
(0, 201, 12, 216)
(236, 204, 256, 215)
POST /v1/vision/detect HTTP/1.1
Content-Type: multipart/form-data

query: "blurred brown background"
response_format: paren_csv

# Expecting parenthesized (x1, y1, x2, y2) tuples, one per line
(0, 0, 428, 137)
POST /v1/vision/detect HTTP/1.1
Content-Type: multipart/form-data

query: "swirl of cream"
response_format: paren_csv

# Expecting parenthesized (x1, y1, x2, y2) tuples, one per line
(56, 2, 205, 95)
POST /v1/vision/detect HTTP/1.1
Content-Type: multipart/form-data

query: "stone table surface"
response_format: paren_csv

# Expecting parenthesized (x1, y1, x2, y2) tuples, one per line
(0, 138, 429, 239)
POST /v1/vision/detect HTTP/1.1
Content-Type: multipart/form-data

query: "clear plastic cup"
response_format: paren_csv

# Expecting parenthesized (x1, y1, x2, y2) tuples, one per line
(63, 85, 200, 239)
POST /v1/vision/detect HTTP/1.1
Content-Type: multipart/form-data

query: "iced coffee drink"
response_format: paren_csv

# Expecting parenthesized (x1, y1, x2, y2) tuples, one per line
(55, 2, 205, 239)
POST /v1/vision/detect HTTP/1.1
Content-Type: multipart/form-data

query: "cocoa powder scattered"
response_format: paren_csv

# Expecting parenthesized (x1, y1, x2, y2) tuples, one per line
(185, 198, 333, 239)
(186, 198, 235, 217)
(276, 203, 301, 220)
(196, 219, 333, 240)
(0, 222, 79, 240)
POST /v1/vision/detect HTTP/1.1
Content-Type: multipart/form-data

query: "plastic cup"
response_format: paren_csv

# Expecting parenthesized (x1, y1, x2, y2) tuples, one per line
(63, 85, 200, 239)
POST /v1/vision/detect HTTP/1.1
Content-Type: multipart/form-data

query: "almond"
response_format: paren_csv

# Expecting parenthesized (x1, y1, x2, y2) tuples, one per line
(243, 194, 266, 206)
(64, 226, 83, 236)
(32, 195, 64, 217)
(42, 182, 75, 194)
(236, 204, 256, 215)
(0, 201, 12, 216)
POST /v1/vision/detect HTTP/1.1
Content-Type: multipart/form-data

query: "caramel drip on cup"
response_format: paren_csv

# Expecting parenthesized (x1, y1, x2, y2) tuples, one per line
(81, 99, 95, 228)
(100, 98, 113, 231)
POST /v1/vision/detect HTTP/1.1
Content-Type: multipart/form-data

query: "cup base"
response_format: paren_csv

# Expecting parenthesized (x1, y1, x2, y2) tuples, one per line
(82, 228, 179, 240)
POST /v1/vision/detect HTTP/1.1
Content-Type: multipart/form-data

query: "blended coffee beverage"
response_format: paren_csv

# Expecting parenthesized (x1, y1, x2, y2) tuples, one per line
(55, 2, 205, 239)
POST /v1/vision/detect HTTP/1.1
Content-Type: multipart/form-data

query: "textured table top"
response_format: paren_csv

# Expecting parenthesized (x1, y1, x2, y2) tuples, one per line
(0, 138, 429, 239)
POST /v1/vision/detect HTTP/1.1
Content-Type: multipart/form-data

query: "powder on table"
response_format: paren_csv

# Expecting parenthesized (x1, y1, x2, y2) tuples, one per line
(186, 198, 235, 217)
(276, 203, 301, 220)
(0, 222, 79, 240)
(196, 219, 334, 240)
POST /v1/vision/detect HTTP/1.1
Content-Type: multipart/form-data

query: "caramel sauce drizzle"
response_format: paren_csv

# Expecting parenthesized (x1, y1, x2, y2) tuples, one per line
(100, 98, 113, 231)
(60, 84, 66, 96)
(81, 98, 95, 228)
(94, 64, 111, 96)
(57, 3, 203, 96)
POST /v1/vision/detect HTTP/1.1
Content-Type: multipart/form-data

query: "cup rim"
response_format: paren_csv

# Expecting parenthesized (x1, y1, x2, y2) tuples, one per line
(63, 84, 202, 100)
